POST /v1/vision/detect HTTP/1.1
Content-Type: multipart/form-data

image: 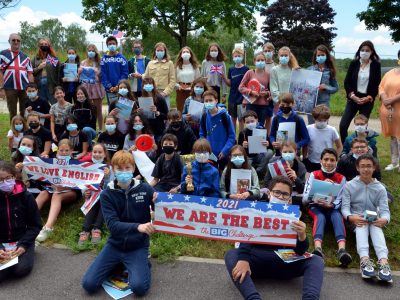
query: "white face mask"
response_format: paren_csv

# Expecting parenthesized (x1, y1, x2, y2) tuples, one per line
(245, 122, 257, 130)
(355, 125, 367, 133)
(210, 51, 218, 58)
(181, 52, 191, 61)
(269, 196, 288, 205)
(315, 121, 328, 129)
(321, 165, 336, 174)
(360, 51, 371, 60)
(195, 152, 210, 163)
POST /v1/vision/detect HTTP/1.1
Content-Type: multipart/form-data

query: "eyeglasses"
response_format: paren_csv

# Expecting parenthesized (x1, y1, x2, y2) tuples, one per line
(0, 176, 15, 184)
(271, 189, 291, 200)
(11, 39, 21, 43)
(353, 146, 367, 150)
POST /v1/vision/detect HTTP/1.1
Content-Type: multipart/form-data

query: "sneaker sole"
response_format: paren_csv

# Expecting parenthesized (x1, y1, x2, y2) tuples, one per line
(361, 273, 375, 279)
(377, 276, 393, 283)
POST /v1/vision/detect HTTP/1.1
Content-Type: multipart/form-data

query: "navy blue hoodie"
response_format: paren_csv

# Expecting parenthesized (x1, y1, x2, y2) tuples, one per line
(100, 179, 155, 251)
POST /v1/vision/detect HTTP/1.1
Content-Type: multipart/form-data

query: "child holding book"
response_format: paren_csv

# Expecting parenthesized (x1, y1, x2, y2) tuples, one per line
(7, 115, 26, 153)
(220, 145, 260, 200)
(82, 150, 156, 296)
(150, 133, 183, 192)
(224, 176, 324, 300)
(181, 138, 220, 197)
(0, 161, 42, 282)
(341, 154, 392, 282)
(303, 148, 352, 266)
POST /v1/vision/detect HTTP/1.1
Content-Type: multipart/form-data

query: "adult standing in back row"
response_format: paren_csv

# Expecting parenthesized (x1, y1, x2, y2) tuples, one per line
(0, 33, 34, 122)
(339, 40, 381, 144)
(100, 36, 129, 106)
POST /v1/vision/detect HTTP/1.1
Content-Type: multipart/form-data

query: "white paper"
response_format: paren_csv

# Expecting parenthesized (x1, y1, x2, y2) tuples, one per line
(138, 97, 155, 119)
(27, 188, 41, 194)
(0, 257, 18, 271)
(277, 122, 296, 142)
(248, 135, 268, 154)
(230, 169, 252, 194)
(188, 100, 204, 121)
(252, 128, 267, 137)
(132, 150, 155, 183)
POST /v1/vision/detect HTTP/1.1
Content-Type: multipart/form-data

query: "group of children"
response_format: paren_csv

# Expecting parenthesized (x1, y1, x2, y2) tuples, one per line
(0, 41, 394, 299)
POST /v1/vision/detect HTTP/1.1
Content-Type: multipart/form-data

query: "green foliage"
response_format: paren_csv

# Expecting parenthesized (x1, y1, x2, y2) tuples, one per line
(357, 0, 400, 42)
(82, 0, 267, 48)
(19, 19, 88, 52)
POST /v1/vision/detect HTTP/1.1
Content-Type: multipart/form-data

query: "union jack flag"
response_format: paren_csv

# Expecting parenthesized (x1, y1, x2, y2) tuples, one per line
(46, 54, 59, 67)
(0, 50, 32, 90)
(112, 30, 125, 38)
(209, 64, 224, 75)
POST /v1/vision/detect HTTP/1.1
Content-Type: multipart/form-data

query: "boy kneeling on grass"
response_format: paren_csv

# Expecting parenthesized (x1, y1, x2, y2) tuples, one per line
(224, 176, 324, 300)
(82, 150, 157, 296)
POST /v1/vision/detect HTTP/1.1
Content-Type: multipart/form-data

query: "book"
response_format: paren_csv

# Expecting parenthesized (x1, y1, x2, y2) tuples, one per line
(277, 122, 296, 142)
(230, 169, 252, 195)
(63, 63, 78, 82)
(274, 249, 313, 263)
(364, 210, 378, 222)
(116, 97, 134, 120)
(308, 179, 342, 203)
(102, 270, 133, 300)
(138, 97, 155, 119)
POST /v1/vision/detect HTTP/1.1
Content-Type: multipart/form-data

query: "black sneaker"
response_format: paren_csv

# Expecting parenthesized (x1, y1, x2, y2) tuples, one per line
(337, 248, 352, 267)
(312, 247, 324, 259)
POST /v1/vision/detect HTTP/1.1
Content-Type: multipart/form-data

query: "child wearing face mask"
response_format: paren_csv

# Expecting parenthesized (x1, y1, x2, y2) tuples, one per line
(304, 105, 342, 172)
(128, 39, 150, 98)
(78, 143, 113, 246)
(220, 145, 260, 200)
(181, 138, 220, 197)
(342, 114, 378, 158)
(163, 109, 197, 155)
(60, 115, 89, 160)
(0, 161, 42, 283)
(82, 150, 156, 296)
(50, 86, 74, 141)
(7, 115, 26, 153)
(98, 115, 124, 159)
(24, 113, 52, 157)
(302, 148, 352, 266)
(61, 47, 80, 103)
(12, 135, 39, 178)
(24, 83, 51, 129)
(150, 134, 183, 192)
(182, 78, 210, 137)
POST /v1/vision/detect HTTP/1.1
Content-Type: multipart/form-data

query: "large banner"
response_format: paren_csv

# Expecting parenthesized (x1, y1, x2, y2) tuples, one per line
(289, 69, 322, 114)
(23, 156, 105, 190)
(154, 192, 300, 247)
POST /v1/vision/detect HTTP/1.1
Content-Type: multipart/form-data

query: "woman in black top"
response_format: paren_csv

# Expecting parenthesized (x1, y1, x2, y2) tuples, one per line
(339, 40, 381, 143)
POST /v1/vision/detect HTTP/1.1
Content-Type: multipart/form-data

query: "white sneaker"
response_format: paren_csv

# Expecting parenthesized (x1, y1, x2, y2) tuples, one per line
(36, 227, 53, 242)
(384, 163, 399, 171)
(234, 242, 240, 249)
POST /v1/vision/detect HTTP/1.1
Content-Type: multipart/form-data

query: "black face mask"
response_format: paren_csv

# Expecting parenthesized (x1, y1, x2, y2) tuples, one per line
(29, 122, 40, 129)
(171, 121, 181, 130)
(40, 45, 50, 52)
(162, 145, 175, 154)
(280, 106, 292, 114)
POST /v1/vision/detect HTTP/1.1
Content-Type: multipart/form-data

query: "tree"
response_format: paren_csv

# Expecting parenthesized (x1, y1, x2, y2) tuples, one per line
(0, 0, 20, 11)
(82, 0, 268, 48)
(357, 0, 400, 42)
(260, 0, 336, 65)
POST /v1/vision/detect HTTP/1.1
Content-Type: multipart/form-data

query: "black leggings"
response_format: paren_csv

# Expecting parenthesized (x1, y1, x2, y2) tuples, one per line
(83, 202, 104, 232)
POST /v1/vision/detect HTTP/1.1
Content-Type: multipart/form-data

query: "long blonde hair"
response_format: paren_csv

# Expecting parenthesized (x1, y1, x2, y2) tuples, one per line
(279, 46, 299, 69)
(152, 42, 170, 61)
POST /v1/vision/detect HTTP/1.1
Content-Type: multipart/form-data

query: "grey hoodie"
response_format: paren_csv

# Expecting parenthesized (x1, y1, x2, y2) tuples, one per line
(340, 176, 390, 222)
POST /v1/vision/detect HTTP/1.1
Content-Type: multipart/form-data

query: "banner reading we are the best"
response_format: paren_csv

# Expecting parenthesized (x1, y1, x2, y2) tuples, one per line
(23, 156, 105, 191)
(154, 192, 300, 247)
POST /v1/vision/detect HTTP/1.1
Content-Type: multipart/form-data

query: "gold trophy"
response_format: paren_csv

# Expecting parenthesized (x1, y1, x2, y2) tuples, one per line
(181, 154, 195, 192)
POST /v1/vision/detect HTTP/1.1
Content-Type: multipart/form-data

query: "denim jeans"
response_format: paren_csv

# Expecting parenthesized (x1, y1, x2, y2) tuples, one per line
(308, 206, 346, 243)
(355, 224, 388, 260)
(82, 127, 97, 148)
(82, 243, 151, 296)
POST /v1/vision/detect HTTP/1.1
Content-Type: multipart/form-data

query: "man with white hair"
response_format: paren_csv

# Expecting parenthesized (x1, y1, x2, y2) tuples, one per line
(0, 33, 34, 121)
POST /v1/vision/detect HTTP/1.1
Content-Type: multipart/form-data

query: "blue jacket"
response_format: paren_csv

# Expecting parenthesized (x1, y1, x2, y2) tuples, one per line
(342, 130, 378, 157)
(181, 160, 220, 198)
(100, 179, 154, 251)
(270, 110, 310, 148)
(199, 107, 236, 157)
(100, 52, 129, 91)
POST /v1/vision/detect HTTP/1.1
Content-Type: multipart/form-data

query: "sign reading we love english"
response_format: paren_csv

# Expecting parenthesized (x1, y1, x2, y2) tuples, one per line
(154, 192, 300, 247)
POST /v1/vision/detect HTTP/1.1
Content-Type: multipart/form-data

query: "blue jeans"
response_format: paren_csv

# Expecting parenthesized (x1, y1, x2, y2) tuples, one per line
(225, 248, 324, 300)
(308, 206, 346, 243)
(82, 127, 97, 148)
(82, 243, 151, 296)
(39, 77, 55, 105)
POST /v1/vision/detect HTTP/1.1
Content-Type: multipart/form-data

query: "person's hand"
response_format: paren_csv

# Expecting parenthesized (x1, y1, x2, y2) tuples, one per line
(169, 186, 180, 194)
(129, 145, 137, 152)
(261, 140, 269, 147)
(349, 215, 368, 227)
(38, 61, 47, 70)
(160, 91, 167, 97)
(52, 185, 63, 192)
(75, 153, 84, 160)
(287, 169, 297, 181)
(12, 247, 26, 257)
(185, 175, 192, 185)
(26, 106, 33, 112)
(242, 141, 248, 149)
(40, 152, 49, 158)
(151, 143, 158, 151)
(232, 260, 251, 284)
(104, 167, 110, 176)
(373, 218, 388, 228)
(250, 91, 259, 98)
(324, 178, 335, 184)
(291, 220, 306, 241)
(62, 77, 66, 82)
(383, 97, 393, 107)
(109, 108, 119, 116)
(0, 89, 5, 99)
(15, 162, 23, 171)
(137, 222, 156, 235)
(218, 152, 225, 160)
(229, 194, 240, 200)
(0, 249, 10, 259)
(260, 90, 269, 97)
(242, 100, 248, 106)
(272, 141, 281, 149)
(150, 105, 157, 112)
(110, 86, 118, 93)
(318, 84, 327, 91)
(135, 175, 142, 180)
(84, 190, 91, 199)
(52, 134, 58, 142)
(316, 199, 333, 209)
(237, 192, 250, 200)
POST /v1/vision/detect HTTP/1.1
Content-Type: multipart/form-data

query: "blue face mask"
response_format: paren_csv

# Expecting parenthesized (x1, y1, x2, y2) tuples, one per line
(87, 51, 96, 58)
(19, 145, 32, 156)
(27, 91, 38, 99)
(231, 156, 245, 167)
(115, 171, 133, 184)
(233, 56, 243, 64)
(194, 87, 204, 96)
(15, 124, 23, 131)
(108, 44, 117, 52)
(204, 102, 215, 110)
(133, 47, 142, 55)
(92, 157, 104, 164)
(255, 61, 266, 69)
(316, 55, 327, 64)
(282, 152, 295, 161)
(119, 88, 128, 96)
(279, 56, 289, 65)
(143, 84, 154, 92)
(156, 51, 165, 60)
(105, 124, 116, 133)
(57, 155, 70, 160)
(264, 51, 273, 59)
(66, 123, 78, 131)
(67, 54, 76, 61)
(133, 124, 144, 131)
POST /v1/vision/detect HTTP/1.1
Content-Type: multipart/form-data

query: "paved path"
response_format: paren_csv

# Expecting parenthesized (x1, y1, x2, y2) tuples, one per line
(0, 246, 398, 300)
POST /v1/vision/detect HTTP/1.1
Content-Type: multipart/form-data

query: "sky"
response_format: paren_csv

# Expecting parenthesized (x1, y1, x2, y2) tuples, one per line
(0, 0, 398, 59)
